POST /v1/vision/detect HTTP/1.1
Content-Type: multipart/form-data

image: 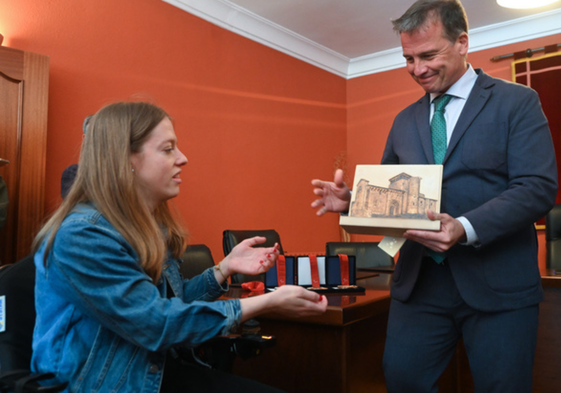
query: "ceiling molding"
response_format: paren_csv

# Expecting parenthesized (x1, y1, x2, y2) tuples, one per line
(163, 0, 561, 79)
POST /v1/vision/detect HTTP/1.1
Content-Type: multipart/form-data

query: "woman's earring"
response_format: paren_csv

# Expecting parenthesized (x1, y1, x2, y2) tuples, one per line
(132, 168, 135, 173)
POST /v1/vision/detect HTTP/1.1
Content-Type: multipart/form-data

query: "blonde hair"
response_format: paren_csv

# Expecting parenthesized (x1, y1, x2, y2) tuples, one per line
(33, 102, 187, 281)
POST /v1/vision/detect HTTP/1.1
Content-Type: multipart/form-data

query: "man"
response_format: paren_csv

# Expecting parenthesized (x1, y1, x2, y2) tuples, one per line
(311, 1, 558, 391)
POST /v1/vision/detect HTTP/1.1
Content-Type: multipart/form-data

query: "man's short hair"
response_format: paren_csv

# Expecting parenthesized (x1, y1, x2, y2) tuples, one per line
(392, 0, 468, 43)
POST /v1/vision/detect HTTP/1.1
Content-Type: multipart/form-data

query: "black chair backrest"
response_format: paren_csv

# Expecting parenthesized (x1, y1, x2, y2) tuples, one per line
(0, 255, 36, 372)
(180, 244, 215, 279)
(222, 230, 284, 284)
(326, 241, 394, 272)
(545, 205, 561, 270)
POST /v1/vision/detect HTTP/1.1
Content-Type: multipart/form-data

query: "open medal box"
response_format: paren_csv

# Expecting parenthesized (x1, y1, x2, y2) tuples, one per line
(265, 254, 365, 293)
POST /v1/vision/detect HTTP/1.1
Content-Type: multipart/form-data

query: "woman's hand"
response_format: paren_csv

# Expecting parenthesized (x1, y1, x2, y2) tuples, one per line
(266, 285, 328, 317)
(240, 285, 328, 322)
(219, 237, 280, 278)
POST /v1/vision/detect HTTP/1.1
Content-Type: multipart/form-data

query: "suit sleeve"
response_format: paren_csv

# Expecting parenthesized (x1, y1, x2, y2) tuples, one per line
(462, 87, 557, 246)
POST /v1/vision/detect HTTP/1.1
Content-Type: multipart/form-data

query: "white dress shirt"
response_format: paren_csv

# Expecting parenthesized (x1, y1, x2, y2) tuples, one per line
(430, 65, 480, 246)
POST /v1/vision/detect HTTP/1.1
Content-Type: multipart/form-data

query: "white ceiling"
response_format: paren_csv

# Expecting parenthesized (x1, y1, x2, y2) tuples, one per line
(163, 0, 561, 79)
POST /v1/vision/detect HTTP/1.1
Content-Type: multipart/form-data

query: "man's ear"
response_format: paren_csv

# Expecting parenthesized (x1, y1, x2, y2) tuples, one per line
(457, 32, 469, 56)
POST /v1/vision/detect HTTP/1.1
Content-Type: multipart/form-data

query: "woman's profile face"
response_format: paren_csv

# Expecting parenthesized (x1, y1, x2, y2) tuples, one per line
(130, 117, 188, 210)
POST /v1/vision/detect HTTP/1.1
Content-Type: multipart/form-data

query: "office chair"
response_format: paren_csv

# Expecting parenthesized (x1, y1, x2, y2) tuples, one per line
(180, 244, 216, 279)
(222, 230, 284, 284)
(545, 204, 561, 270)
(177, 244, 276, 371)
(325, 241, 395, 272)
(0, 255, 67, 392)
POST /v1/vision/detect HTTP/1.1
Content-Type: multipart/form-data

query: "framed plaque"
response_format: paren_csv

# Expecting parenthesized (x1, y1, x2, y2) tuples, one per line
(340, 165, 443, 237)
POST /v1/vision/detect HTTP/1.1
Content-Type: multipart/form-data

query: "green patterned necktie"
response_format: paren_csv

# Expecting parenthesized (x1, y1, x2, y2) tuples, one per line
(431, 94, 452, 165)
(428, 94, 452, 264)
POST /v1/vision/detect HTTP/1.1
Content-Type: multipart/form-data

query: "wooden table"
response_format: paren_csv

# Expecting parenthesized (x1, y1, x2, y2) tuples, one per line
(229, 271, 561, 393)
(532, 272, 561, 393)
(230, 272, 392, 393)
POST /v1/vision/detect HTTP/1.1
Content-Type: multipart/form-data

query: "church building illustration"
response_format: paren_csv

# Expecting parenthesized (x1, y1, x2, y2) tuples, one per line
(350, 172, 438, 219)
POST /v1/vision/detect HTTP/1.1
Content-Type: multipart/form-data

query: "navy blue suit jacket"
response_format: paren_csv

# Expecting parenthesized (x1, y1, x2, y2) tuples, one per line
(382, 69, 558, 312)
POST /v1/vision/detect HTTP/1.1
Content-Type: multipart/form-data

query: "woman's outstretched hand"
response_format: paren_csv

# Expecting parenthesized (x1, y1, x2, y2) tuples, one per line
(220, 237, 280, 278)
(267, 285, 328, 317)
(240, 285, 328, 322)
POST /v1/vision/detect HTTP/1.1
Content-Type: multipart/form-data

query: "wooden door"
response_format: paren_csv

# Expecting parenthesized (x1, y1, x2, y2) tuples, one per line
(0, 46, 49, 265)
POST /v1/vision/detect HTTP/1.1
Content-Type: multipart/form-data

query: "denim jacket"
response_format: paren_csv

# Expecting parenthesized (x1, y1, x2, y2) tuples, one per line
(32, 204, 242, 392)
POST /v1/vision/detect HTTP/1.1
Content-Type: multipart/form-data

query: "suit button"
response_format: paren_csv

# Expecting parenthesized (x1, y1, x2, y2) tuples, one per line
(149, 364, 159, 373)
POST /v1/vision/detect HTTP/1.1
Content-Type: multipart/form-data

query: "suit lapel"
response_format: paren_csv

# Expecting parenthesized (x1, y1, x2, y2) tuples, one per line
(415, 95, 434, 164)
(444, 71, 494, 164)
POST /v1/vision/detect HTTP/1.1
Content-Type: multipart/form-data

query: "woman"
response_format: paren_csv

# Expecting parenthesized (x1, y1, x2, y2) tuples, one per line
(31, 102, 327, 392)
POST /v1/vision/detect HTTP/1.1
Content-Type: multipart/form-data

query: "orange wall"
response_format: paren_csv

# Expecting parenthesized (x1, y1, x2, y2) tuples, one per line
(346, 33, 561, 268)
(0, 0, 557, 264)
(0, 0, 346, 259)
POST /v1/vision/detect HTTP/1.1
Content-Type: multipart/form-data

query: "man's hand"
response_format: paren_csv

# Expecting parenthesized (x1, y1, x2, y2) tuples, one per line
(403, 210, 466, 252)
(311, 169, 352, 216)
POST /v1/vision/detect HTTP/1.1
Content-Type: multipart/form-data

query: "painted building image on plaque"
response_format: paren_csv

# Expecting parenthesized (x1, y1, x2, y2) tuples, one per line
(340, 165, 443, 237)
(351, 172, 438, 219)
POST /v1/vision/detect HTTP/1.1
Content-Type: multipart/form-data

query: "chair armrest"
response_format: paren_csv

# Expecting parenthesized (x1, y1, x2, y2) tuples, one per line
(209, 333, 277, 360)
(175, 333, 277, 373)
(0, 370, 67, 393)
